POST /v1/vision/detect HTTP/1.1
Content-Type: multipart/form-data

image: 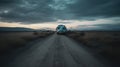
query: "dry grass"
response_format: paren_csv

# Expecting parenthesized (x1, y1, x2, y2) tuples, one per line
(0, 31, 54, 53)
(67, 31, 120, 61)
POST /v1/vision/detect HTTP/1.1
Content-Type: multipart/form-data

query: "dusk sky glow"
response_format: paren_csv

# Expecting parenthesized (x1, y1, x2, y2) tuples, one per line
(0, 0, 120, 30)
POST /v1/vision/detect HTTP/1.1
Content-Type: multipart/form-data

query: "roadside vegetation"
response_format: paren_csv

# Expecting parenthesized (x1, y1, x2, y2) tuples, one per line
(66, 31, 120, 62)
(0, 31, 54, 54)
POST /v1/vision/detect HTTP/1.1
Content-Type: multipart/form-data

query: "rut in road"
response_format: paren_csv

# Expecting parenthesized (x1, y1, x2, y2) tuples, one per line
(0, 34, 109, 67)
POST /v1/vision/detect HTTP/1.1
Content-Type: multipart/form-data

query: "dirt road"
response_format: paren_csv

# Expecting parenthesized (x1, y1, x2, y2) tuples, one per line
(0, 34, 110, 67)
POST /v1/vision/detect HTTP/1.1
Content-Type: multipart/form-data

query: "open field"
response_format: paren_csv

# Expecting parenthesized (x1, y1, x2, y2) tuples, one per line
(0, 34, 111, 67)
(0, 31, 54, 53)
(66, 31, 120, 63)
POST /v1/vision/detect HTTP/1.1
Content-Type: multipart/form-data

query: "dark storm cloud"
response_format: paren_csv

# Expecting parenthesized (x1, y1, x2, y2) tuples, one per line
(0, 0, 17, 5)
(64, 0, 120, 20)
(0, 0, 55, 23)
(0, 0, 120, 23)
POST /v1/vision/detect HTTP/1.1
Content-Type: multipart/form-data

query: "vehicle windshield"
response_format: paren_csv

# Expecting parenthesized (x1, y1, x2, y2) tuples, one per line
(56, 25, 67, 33)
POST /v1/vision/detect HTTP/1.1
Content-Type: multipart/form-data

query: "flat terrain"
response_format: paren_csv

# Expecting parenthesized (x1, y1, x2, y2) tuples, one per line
(67, 31, 120, 66)
(0, 31, 53, 53)
(0, 34, 112, 67)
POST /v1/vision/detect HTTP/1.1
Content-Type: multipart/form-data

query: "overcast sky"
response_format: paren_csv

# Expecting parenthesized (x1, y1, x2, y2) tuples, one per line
(0, 0, 120, 30)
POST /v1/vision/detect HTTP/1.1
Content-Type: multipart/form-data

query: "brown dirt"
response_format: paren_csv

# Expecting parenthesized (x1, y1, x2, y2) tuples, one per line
(66, 31, 120, 62)
(0, 31, 54, 53)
